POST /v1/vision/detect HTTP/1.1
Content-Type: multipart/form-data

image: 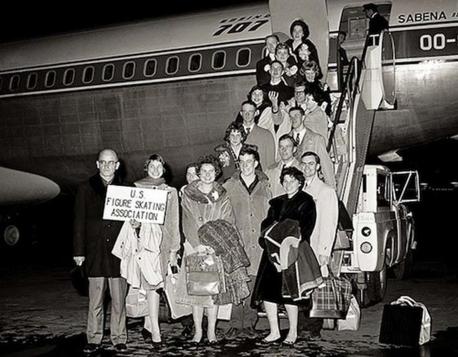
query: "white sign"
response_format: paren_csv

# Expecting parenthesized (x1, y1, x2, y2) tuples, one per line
(103, 185, 168, 224)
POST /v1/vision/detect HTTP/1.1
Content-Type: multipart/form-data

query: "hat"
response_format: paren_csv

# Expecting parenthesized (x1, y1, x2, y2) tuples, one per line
(363, 3, 378, 12)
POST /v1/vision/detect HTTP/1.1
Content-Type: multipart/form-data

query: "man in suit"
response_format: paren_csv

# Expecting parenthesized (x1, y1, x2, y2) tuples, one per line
(300, 151, 339, 338)
(266, 134, 302, 198)
(301, 151, 338, 268)
(363, 3, 389, 35)
(256, 34, 279, 86)
(73, 149, 128, 354)
(289, 106, 336, 188)
(261, 61, 294, 106)
(241, 100, 276, 170)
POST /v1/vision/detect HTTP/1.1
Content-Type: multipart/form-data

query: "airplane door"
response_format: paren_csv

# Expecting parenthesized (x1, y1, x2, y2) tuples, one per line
(269, 0, 329, 78)
(381, 29, 396, 107)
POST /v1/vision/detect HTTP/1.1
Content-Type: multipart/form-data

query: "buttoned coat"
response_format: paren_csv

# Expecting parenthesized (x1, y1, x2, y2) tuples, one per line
(223, 172, 272, 275)
(245, 124, 276, 171)
(181, 180, 235, 249)
(73, 174, 125, 277)
(295, 128, 336, 189)
(305, 176, 339, 261)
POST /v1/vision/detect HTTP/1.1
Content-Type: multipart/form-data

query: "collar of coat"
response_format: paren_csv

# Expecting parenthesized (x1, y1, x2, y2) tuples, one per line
(229, 169, 269, 182)
(184, 180, 227, 204)
(134, 176, 166, 187)
(270, 190, 310, 208)
(89, 174, 123, 197)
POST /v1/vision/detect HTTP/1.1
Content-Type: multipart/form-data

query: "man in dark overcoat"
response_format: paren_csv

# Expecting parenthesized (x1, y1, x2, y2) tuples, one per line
(73, 149, 127, 354)
(363, 3, 389, 35)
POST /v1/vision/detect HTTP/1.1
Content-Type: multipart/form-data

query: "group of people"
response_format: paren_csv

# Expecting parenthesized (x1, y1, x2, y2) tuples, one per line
(73, 5, 388, 354)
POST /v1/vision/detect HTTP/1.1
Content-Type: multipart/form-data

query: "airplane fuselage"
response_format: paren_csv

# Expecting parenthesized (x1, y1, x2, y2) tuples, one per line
(0, 0, 457, 192)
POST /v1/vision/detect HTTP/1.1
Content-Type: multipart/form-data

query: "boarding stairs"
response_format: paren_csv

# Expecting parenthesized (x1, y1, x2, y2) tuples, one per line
(328, 30, 397, 216)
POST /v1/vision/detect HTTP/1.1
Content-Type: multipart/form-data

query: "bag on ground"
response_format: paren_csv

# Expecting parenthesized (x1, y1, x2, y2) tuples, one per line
(337, 295, 361, 330)
(379, 295, 431, 346)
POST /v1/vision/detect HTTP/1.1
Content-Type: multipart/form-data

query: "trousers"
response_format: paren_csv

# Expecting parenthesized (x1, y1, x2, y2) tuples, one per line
(87, 277, 128, 345)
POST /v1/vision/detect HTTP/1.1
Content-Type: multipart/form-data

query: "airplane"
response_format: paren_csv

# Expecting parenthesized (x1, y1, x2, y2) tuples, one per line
(0, 0, 457, 210)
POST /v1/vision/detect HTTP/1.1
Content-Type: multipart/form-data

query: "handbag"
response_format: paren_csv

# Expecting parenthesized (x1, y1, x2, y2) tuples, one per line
(310, 270, 352, 319)
(379, 295, 431, 346)
(337, 295, 360, 330)
(185, 252, 225, 296)
(125, 286, 149, 318)
(164, 265, 192, 319)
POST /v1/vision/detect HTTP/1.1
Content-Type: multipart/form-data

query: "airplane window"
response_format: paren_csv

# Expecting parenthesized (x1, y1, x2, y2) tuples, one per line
(9, 74, 20, 91)
(236, 48, 251, 67)
(83, 66, 94, 84)
(123, 61, 136, 79)
(26, 73, 37, 90)
(63, 68, 75, 86)
(144, 59, 157, 77)
(166, 56, 179, 75)
(189, 54, 202, 72)
(102, 64, 115, 81)
(212, 51, 226, 70)
(45, 71, 56, 88)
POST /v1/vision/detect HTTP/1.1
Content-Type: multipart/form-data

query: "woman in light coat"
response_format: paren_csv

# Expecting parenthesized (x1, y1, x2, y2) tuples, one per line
(113, 154, 180, 347)
(179, 155, 235, 344)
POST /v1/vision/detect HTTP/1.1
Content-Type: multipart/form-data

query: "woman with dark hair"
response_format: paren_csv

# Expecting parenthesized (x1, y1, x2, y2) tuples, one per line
(252, 166, 322, 346)
(113, 154, 180, 348)
(214, 121, 250, 182)
(285, 19, 319, 66)
(178, 155, 250, 344)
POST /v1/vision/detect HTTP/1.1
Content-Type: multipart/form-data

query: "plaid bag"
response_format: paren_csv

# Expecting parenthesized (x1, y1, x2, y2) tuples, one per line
(310, 272, 352, 319)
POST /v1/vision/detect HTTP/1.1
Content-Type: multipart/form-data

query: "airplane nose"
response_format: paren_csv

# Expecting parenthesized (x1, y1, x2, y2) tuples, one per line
(0, 167, 60, 206)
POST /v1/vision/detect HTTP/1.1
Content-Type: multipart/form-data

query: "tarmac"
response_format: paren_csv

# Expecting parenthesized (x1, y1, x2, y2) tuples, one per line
(1, 261, 458, 356)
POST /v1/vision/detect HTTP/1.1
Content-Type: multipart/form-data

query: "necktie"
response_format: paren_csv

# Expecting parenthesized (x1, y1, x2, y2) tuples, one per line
(246, 127, 251, 136)
(296, 132, 300, 144)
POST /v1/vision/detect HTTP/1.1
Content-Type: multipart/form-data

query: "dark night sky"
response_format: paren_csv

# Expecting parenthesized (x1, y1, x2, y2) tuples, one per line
(0, 1, 256, 43)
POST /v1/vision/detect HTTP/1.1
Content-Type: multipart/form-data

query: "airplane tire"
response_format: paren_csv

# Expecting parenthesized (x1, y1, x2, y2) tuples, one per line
(3, 224, 21, 247)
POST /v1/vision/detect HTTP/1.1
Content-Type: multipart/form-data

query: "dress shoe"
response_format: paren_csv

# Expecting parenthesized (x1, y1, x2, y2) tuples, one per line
(83, 343, 100, 354)
(256, 337, 281, 346)
(114, 343, 127, 351)
(151, 341, 163, 350)
(282, 339, 296, 347)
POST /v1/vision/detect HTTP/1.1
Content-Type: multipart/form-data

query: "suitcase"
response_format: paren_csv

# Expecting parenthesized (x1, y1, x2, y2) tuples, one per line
(379, 296, 431, 346)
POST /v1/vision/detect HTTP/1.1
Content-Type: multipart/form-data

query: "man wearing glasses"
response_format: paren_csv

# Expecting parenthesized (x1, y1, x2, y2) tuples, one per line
(73, 149, 128, 354)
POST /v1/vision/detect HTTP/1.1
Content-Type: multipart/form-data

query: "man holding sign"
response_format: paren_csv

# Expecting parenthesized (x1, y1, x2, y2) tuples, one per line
(73, 149, 128, 354)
